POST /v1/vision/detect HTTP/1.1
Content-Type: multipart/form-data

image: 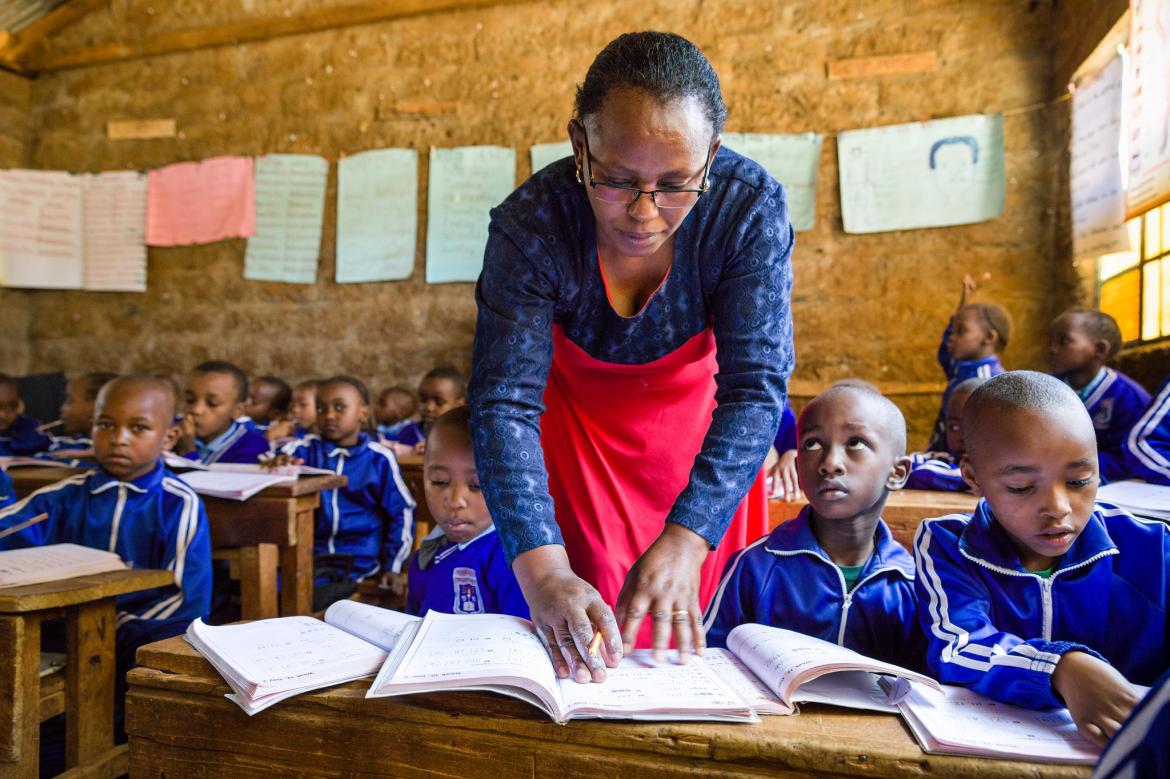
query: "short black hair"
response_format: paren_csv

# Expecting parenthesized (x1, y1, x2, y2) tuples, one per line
(950, 376, 991, 398)
(379, 385, 417, 411)
(193, 360, 249, 403)
(1059, 307, 1123, 360)
(0, 373, 19, 393)
(962, 302, 1013, 350)
(80, 372, 119, 402)
(427, 405, 473, 448)
(254, 375, 292, 414)
(800, 385, 907, 457)
(323, 375, 371, 406)
(574, 31, 727, 137)
(98, 374, 177, 421)
(422, 365, 467, 398)
(962, 371, 1092, 460)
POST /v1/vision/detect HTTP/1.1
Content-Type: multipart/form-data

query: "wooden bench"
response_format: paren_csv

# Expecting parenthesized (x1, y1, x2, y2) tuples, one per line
(394, 454, 433, 550)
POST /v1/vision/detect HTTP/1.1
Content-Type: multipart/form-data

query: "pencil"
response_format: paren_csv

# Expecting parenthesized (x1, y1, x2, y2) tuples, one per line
(0, 513, 49, 541)
(588, 629, 603, 658)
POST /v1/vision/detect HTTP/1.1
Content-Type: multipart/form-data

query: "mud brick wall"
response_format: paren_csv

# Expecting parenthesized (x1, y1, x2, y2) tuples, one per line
(0, 69, 31, 373)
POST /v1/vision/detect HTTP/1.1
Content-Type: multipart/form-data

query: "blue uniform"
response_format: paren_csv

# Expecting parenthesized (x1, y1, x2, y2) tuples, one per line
(33, 434, 98, 469)
(905, 453, 968, 492)
(773, 402, 796, 454)
(915, 501, 1170, 710)
(1070, 368, 1152, 483)
(1093, 668, 1170, 779)
(0, 414, 51, 456)
(1122, 376, 1170, 486)
(0, 469, 13, 508)
(0, 461, 213, 647)
(186, 419, 271, 465)
(281, 433, 415, 579)
(378, 420, 423, 447)
(406, 526, 528, 618)
(702, 508, 924, 669)
(928, 323, 1003, 453)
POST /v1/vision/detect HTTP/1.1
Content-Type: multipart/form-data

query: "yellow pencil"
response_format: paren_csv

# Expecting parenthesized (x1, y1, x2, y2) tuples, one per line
(0, 513, 49, 541)
(588, 629, 603, 658)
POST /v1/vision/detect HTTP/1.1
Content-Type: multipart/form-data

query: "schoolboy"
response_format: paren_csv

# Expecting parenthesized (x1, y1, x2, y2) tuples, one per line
(376, 386, 422, 445)
(418, 366, 467, 437)
(1122, 376, 1170, 485)
(173, 360, 270, 464)
(906, 376, 987, 491)
(0, 373, 50, 456)
(1049, 308, 1151, 483)
(41, 371, 118, 458)
(265, 378, 320, 443)
(243, 375, 291, 432)
(702, 385, 922, 669)
(406, 406, 528, 618)
(915, 371, 1167, 746)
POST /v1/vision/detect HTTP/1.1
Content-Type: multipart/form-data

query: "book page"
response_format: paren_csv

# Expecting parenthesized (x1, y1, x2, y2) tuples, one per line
(699, 648, 793, 715)
(1097, 482, 1170, 519)
(324, 601, 420, 652)
(177, 470, 296, 500)
(0, 544, 125, 588)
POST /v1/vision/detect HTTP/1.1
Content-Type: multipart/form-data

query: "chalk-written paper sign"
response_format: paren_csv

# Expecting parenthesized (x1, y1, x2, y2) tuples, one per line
(426, 145, 516, 284)
(723, 133, 823, 231)
(530, 141, 573, 175)
(82, 171, 148, 292)
(336, 148, 418, 283)
(146, 156, 256, 247)
(1071, 56, 1129, 258)
(0, 169, 83, 290)
(838, 114, 1005, 234)
(244, 155, 329, 285)
(1126, 2, 1170, 217)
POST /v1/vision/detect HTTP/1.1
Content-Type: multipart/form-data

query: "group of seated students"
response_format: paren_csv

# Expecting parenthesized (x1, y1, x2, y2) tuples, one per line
(1, 307, 1168, 766)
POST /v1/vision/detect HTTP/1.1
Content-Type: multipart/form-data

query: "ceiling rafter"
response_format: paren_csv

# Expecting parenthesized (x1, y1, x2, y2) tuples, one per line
(0, 0, 112, 74)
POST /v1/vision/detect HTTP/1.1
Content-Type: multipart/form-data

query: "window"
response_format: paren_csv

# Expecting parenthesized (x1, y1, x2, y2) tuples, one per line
(1096, 202, 1170, 346)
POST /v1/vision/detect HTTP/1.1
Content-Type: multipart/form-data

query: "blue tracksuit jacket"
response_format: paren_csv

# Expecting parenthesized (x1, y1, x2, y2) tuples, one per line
(906, 453, 969, 492)
(1071, 368, 1152, 483)
(1093, 667, 1170, 779)
(1122, 376, 1170, 486)
(0, 414, 51, 456)
(186, 419, 271, 465)
(928, 323, 1004, 453)
(773, 402, 796, 454)
(406, 526, 528, 618)
(0, 469, 13, 508)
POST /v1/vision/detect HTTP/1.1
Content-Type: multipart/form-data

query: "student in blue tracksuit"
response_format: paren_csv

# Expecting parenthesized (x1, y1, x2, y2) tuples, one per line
(1049, 308, 1152, 483)
(0, 468, 13, 508)
(35, 372, 118, 466)
(406, 406, 528, 618)
(915, 371, 1166, 747)
(0, 373, 51, 456)
(1093, 668, 1170, 779)
(241, 375, 291, 434)
(703, 385, 922, 670)
(926, 275, 1010, 453)
(906, 376, 988, 492)
(1122, 376, 1170, 486)
(766, 402, 800, 501)
(375, 386, 423, 445)
(276, 376, 415, 602)
(173, 360, 270, 465)
(0, 374, 212, 671)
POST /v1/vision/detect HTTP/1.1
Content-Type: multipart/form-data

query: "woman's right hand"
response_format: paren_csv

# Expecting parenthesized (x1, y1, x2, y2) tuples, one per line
(513, 545, 622, 683)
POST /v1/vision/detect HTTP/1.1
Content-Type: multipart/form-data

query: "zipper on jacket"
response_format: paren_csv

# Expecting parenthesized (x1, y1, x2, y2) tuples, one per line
(329, 455, 346, 553)
(108, 484, 128, 552)
(1039, 577, 1054, 641)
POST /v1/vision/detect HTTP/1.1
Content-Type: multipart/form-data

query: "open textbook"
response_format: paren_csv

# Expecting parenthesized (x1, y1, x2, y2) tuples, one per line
(168, 461, 336, 500)
(0, 543, 127, 588)
(186, 601, 420, 715)
(1097, 481, 1170, 520)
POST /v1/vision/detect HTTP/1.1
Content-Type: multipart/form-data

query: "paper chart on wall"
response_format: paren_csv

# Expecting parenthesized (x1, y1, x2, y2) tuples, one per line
(837, 114, 1005, 234)
(336, 148, 418, 283)
(244, 154, 329, 285)
(0, 169, 84, 289)
(1071, 55, 1129, 258)
(425, 145, 516, 284)
(1126, 0, 1170, 216)
(82, 170, 148, 292)
(529, 141, 573, 176)
(723, 132, 823, 231)
(146, 155, 256, 247)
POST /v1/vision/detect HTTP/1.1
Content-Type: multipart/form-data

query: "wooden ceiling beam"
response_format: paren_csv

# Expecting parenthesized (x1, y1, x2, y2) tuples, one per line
(27, 0, 540, 72)
(0, 0, 113, 72)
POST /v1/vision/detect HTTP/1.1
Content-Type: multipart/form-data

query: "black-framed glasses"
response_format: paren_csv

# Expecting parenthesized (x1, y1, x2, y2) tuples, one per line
(581, 128, 712, 210)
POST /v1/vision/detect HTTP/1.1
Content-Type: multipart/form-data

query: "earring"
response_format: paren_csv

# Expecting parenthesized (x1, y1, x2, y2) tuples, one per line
(575, 167, 583, 184)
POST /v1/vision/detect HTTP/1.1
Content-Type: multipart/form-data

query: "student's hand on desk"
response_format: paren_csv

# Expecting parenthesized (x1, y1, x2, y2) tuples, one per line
(513, 545, 621, 684)
(172, 415, 197, 455)
(769, 449, 801, 501)
(381, 570, 408, 596)
(266, 418, 295, 442)
(615, 523, 708, 665)
(260, 454, 303, 469)
(1052, 650, 1141, 747)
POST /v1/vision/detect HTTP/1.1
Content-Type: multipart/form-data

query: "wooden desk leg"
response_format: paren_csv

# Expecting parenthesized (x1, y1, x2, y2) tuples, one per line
(280, 507, 315, 617)
(239, 543, 279, 620)
(0, 614, 40, 774)
(65, 600, 114, 770)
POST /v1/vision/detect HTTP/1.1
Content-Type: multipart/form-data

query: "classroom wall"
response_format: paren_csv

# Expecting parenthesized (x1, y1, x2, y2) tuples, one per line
(0, 69, 32, 374)
(16, 0, 1066, 447)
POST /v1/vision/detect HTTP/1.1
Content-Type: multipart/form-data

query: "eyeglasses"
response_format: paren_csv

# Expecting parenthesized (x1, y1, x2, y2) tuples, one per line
(581, 128, 712, 210)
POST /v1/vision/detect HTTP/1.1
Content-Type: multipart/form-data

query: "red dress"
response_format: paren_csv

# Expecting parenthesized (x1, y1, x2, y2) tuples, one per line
(541, 324, 769, 646)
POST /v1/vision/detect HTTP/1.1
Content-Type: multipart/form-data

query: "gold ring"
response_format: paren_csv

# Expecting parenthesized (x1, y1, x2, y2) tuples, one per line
(671, 609, 690, 620)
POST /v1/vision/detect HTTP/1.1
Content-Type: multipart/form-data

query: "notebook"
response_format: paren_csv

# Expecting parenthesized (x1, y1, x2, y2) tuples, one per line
(0, 543, 127, 588)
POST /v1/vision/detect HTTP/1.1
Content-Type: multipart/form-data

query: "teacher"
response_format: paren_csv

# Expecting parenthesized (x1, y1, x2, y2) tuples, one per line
(468, 31, 794, 682)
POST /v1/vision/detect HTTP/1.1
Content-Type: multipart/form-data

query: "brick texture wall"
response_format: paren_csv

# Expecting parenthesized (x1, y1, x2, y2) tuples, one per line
(0, 69, 31, 373)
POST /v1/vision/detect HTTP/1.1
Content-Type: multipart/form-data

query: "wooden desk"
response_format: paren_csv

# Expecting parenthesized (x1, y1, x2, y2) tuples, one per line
(7, 467, 345, 621)
(395, 454, 433, 550)
(126, 636, 1090, 779)
(0, 568, 174, 779)
(770, 490, 981, 550)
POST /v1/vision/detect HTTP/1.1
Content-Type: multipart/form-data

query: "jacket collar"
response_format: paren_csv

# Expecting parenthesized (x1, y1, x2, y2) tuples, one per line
(88, 459, 166, 495)
(958, 499, 1118, 574)
(765, 506, 914, 579)
(324, 432, 370, 458)
(196, 420, 245, 459)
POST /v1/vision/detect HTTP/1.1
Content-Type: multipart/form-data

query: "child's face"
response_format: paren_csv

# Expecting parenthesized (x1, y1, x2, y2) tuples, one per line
(376, 395, 407, 426)
(418, 378, 463, 426)
(94, 384, 177, 481)
(0, 382, 23, 432)
(796, 392, 910, 522)
(244, 380, 280, 422)
(944, 390, 974, 457)
(290, 386, 317, 429)
(424, 429, 491, 545)
(317, 382, 367, 447)
(60, 379, 96, 436)
(948, 306, 995, 362)
(1048, 314, 1104, 377)
(185, 371, 244, 441)
(961, 405, 1098, 571)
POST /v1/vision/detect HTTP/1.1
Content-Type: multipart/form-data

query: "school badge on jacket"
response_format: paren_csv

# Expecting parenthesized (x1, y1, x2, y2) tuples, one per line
(1093, 398, 1114, 429)
(453, 567, 484, 614)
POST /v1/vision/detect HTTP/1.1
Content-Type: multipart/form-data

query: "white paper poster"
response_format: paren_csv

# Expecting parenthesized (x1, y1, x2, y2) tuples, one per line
(1126, 0, 1170, 216)
(336, 148, 418, 284)
(530, 141, 573, 176)
(82, 170, 148, 292)
(426, 145, 516, 284)
(1071, 56, 1130, 258)
(244, 154, 329, 285)
(723, 132, 823, 231)
(0, 169, 84, 289)
(838, 114, 1005, 234)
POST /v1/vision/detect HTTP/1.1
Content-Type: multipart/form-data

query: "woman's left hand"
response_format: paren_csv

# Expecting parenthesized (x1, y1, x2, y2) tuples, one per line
(614, 523, 709, 663)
